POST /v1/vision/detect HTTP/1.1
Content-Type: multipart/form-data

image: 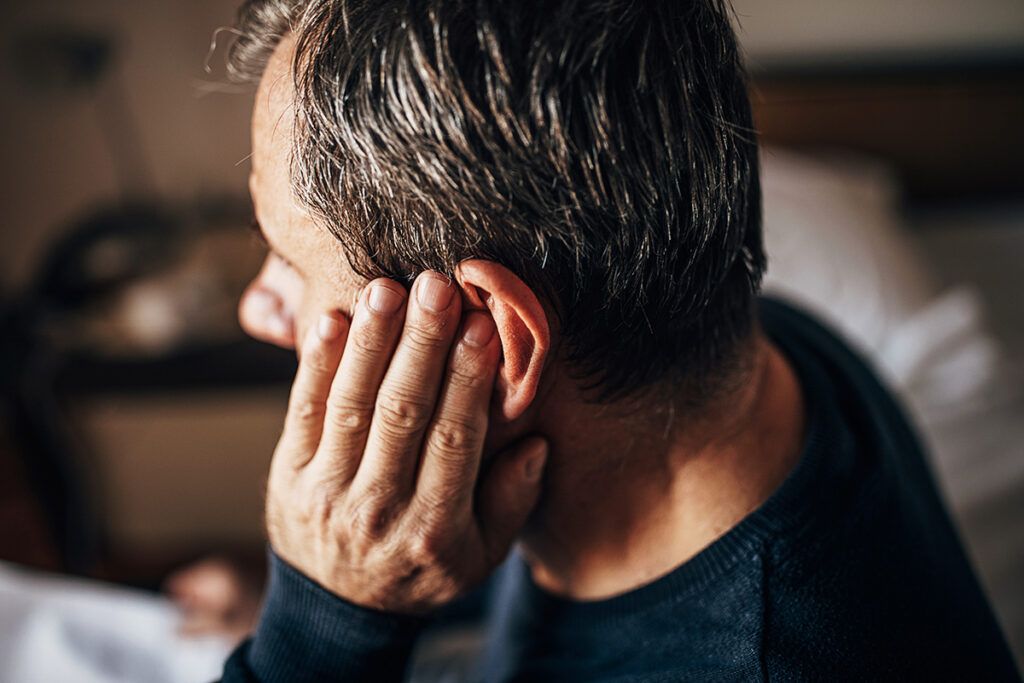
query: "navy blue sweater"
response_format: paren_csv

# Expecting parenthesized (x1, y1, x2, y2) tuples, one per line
(221, 298, 1019, 681)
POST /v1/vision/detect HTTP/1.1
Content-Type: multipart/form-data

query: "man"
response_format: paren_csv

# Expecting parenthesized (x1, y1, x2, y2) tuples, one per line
(219, 0, 1018, 680)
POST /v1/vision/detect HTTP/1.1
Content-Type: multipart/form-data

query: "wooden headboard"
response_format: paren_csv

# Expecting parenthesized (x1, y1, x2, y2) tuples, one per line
(750, 64, 1024, 201)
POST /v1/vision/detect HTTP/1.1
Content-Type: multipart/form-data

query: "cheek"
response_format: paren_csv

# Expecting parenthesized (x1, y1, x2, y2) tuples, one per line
(292, 279, 364, 352)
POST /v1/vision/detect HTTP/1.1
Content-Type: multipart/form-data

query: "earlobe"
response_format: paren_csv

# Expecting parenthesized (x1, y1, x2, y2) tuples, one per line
(455, 259, 550, 421)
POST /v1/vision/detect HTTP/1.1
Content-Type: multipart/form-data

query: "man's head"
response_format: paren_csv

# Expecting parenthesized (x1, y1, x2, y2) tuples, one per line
(233, 0, 764, 411)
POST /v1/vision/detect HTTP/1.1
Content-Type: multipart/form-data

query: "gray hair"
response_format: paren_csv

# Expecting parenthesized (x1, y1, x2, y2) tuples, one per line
(228, 0, 765, 404)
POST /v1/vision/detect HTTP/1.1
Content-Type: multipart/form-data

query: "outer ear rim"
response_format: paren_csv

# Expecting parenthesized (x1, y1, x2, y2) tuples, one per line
(454, 259, 550, 421)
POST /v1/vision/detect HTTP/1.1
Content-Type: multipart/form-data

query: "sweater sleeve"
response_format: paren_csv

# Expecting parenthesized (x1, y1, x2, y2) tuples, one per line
(219, 550, 426, 683)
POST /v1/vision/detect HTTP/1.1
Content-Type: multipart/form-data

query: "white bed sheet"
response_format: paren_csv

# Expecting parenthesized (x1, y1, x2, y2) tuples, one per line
(0, 561, 232, 683)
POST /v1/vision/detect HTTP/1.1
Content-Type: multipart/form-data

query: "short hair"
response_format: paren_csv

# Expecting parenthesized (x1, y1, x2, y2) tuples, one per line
(227, 0, 765, 403)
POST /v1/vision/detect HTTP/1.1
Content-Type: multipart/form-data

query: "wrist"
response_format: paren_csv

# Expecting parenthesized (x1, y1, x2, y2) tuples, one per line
(247, 548, 426, 683)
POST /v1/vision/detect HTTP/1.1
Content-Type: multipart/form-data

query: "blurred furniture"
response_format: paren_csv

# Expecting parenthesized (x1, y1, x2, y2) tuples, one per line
(0, 198, 294, 578)
(751, 60, 1024, 200)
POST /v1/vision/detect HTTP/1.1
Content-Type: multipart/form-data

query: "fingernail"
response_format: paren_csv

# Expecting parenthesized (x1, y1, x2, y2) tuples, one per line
(416, 274, 454, 313)
(368, 283, 403, 314)
(462, 312, 495, 347)
(523, 440, 547, 481)
(317, 313, 342, 341)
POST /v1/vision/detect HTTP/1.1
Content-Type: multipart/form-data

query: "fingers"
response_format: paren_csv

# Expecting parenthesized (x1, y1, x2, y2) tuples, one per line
(164, 557, 246, 615)
(314, 279, 408, 483)
(349, 272, 462, 502)
(414, 311, 500, 521)
(478, 437, 548, 560)
(277, 312, 348, 467)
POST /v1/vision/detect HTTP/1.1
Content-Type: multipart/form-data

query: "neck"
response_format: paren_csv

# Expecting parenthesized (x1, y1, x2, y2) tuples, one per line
(521, 334, 806, 600)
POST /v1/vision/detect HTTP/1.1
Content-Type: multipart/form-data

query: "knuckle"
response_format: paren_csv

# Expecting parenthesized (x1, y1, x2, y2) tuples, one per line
(408, 525, 447, 565)
(325, 395, 374, 434)
(404, 321, 449, 352)
(351, 323, 392, 356)
(415, 487, 457, 523)
(446, 361, 486, 392)
(427, 416, 482, 456)
(375, 390, 433, 435)
(347, 496, 397, 542)
(288, 393, 325, 426)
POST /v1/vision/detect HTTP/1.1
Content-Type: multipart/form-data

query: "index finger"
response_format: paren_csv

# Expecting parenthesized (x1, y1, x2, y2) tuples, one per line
(275, 312, 348, 469)
(313, 279, 408, 483)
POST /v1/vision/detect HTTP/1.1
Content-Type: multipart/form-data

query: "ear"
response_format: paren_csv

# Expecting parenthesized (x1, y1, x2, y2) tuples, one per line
(454, 259, 550, 421)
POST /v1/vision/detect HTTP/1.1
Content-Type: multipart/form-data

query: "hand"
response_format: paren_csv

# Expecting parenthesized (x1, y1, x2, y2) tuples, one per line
(165, 555, 263, 643)
(264, 271, 548, 615)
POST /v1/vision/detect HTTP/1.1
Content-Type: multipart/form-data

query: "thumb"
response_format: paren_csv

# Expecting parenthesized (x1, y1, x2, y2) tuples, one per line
(479, 436, 548, 561)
